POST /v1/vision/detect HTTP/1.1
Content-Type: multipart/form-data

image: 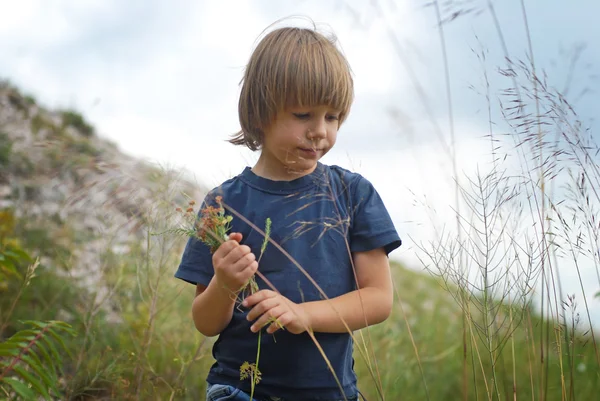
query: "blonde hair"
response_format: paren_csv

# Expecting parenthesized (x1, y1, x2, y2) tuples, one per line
(230, 26, 354, 150)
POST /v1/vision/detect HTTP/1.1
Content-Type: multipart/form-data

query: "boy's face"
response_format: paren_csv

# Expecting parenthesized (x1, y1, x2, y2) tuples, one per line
(256, 105, 340, 180)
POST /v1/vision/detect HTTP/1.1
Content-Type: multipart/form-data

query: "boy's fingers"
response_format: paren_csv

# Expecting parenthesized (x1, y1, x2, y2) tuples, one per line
(250, 306, 284, 333)
(243, 290, 277, 307)
(238, 261, 258, 280)
(246, 296, 278, 321)
(267, 313, 290, 334)
(214, 239, 241, 258)
(223, 244, 251, 265)
(228, 232, 243, 242)
(232, 252, 256, 272)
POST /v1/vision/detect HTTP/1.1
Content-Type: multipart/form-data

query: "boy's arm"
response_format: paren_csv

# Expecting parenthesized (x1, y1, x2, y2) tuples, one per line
(302, 247, 393, 333)
(191, 234, 258, 337)
(244, 247, 393, 334)
(192, 280, 237, 337)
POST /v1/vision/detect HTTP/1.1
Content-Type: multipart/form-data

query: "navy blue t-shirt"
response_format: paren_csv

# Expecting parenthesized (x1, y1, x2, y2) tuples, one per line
(176, 162, 401, 401)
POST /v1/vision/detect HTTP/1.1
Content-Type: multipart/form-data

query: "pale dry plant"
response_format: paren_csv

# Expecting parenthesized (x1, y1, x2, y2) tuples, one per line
(357, 0, 600, 400)
(67, 162, 211, 399)
(415, 164, 542, 400)
(126, 166, 203, 399)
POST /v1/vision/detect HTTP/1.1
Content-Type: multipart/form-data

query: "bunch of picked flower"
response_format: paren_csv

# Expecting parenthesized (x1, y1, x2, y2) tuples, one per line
(173, 196, 259, 295)
(174, 196, 232, 252)
(195, 196, 233, 253)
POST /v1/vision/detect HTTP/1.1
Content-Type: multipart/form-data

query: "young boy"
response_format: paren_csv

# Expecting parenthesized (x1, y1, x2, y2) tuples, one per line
(176, 25, 401, 401)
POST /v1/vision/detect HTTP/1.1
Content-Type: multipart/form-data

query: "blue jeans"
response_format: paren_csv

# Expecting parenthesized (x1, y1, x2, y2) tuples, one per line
(205, 383, 360, 401)
(206, 383, 252, 401)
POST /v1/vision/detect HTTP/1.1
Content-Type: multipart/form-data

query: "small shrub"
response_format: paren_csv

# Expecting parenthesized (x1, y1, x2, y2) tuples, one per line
(0, 132, 12, 167)
(10, 151, 36, 176)
(61, 110, 94, 137)
(23, 95, 36, 106)
(6, 89, 27, 113)
(67, 136, 101, 157)
(30, 114, 57, 136)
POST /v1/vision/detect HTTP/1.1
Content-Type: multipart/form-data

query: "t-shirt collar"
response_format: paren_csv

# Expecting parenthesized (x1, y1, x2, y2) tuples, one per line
(239, 162, 326, 194)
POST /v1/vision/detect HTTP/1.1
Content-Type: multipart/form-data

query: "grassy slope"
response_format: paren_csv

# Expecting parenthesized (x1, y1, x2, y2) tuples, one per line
(355, 264, 600, 401)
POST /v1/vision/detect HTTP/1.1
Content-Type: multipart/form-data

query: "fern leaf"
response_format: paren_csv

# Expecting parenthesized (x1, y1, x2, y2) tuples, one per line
(39, 336, 61, 365)
(33, 341, 55, 377)
(46, 328, 74, 358)
(8, 329, 38, 342)
(0, 320, 75, 399)
(0, 342, 28, 354)
(13, 365, 51, 400)
(21, 320, 50, 329)
(0, 348, 20, 358)
(1, 377, 37, 400)
(20, 354, 57, 394)
(41, 334, 68, 377)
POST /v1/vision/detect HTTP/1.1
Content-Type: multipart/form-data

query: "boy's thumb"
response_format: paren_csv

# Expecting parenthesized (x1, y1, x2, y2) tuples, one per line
(228, 232, 243, 243)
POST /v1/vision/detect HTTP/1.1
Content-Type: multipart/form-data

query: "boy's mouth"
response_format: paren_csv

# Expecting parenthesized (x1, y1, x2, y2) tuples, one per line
(298, 147, 322, 158)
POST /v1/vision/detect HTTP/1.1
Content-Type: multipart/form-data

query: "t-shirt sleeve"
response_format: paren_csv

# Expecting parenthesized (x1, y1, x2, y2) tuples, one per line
(349, 176, 401, 255)
(174, 198, 215, 286)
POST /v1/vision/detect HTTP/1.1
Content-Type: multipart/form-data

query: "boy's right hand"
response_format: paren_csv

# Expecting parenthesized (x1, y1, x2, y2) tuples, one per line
(212, 232, 258, 293)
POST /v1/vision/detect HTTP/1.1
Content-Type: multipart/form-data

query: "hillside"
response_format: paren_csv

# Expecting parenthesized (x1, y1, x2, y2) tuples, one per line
(0, 81, 206, 286)
(0, 82, 598, 400)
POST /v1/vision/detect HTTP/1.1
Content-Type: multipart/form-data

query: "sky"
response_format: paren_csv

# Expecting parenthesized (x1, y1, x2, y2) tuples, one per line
(2, 0, 599, 323)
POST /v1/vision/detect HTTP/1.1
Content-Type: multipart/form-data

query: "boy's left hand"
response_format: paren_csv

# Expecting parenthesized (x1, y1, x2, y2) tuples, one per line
(243, 290, 310, 335)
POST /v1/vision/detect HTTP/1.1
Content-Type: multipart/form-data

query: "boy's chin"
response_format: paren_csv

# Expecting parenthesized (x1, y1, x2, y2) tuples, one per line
(284, 160, 319, 175)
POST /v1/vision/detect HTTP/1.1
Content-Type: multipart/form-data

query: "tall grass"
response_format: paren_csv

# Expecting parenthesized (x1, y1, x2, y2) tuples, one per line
(368, 0, 600, 400)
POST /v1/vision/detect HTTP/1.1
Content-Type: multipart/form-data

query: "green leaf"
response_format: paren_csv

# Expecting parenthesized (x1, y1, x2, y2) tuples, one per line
(1, 377, 37, 400)
(0, 341, 29, 351)
(21, 320, 50, 329)
(34, 341, 56, 378)
(21, 354, 57, 394)
(39, 337, 62, 375)
(50, 320, 74, 331)
(4, 249, 32, 262)
(0, 258, 18, 276)
(0, 342, 21, 351)
(46, 328, 69, 353)
(39, 335, 60, 360)
(0, 347, 20, 357)
(25, 348, 52, 381)
(13, 365, 51, 400)
(9, 329, 39, 343)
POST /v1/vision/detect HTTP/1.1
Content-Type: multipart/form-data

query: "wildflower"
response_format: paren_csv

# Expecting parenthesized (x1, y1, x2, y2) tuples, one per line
(195, 196, 232, 253)
(240, 361, 261, 385)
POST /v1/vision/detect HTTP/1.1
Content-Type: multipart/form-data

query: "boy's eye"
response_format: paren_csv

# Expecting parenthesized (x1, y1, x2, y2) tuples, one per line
(293, 113, 310, 119)
(327, 115, 340, 121)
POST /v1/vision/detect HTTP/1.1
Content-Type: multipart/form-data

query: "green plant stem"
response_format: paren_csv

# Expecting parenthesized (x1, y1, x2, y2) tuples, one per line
(0, 259, 38, 336)
(250, 329, 262, 400)
(249, 218, 270, 399)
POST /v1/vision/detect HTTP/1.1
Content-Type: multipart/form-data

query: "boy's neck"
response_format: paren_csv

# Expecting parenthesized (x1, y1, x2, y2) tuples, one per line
(252, 155, 318, 182)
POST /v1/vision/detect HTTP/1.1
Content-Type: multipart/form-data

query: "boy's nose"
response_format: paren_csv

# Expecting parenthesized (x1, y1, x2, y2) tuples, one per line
(307, 119, 327, 140)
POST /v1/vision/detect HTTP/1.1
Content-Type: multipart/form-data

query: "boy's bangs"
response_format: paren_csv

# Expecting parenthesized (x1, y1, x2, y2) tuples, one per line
(279, 39, 353, 113)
